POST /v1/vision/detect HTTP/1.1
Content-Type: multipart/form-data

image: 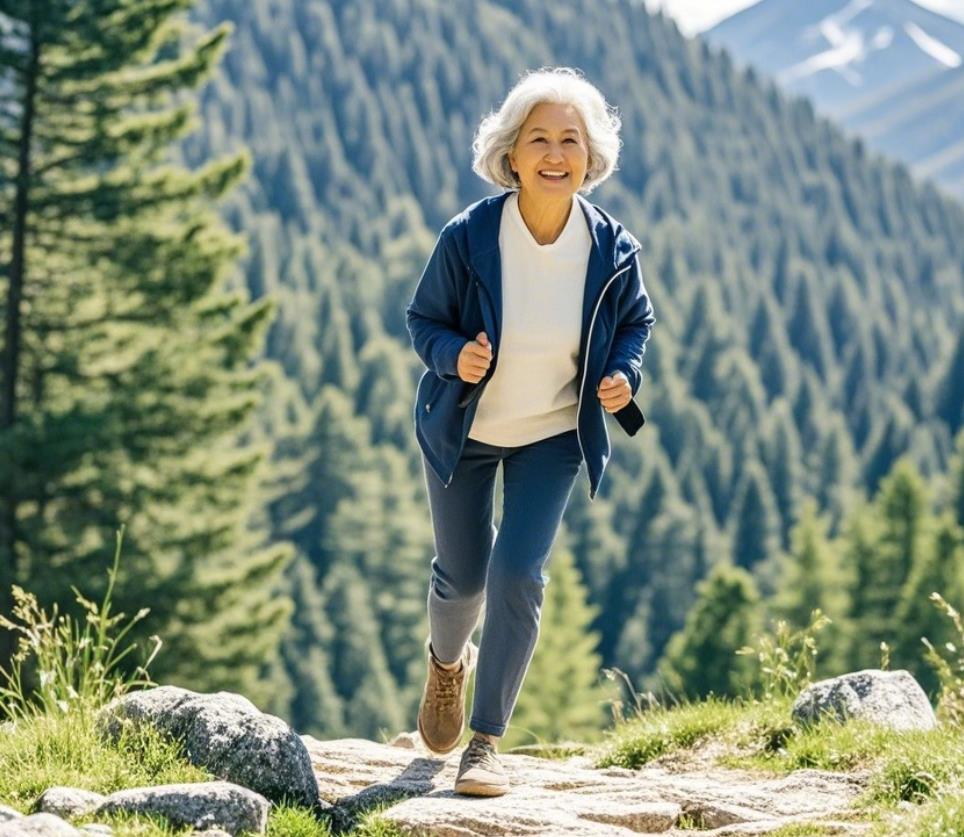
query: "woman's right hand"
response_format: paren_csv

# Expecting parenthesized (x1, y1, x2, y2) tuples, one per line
(458, 331, 494, 383)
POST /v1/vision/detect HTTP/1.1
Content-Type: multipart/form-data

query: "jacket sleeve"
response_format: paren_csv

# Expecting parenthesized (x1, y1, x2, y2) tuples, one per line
(605, 251, 655, 399)
(405, 225, 470, 382)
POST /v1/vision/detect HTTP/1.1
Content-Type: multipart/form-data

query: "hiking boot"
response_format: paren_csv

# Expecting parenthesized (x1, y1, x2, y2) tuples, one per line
(454, 733, 510, 796)
(417, 637, 478, 755)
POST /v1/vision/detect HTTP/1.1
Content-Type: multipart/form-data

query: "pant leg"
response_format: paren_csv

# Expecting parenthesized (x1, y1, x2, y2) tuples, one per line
(469, 428, 583, 737)
(423, 437, 501, 664)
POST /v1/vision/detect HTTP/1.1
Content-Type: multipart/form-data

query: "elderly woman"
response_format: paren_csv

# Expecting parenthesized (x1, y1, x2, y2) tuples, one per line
(405, 66, 655, 796)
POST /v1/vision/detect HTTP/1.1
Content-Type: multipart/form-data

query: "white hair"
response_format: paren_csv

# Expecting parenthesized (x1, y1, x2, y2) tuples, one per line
(472, 66, 623, 195)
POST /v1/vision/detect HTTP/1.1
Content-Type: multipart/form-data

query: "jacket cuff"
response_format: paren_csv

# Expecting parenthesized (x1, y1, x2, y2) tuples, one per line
(608, 363, 641, 399)
(437, 332, 469, 381)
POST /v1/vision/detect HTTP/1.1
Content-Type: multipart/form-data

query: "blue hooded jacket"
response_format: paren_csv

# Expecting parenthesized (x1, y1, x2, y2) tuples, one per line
(406, 190, 655, 501)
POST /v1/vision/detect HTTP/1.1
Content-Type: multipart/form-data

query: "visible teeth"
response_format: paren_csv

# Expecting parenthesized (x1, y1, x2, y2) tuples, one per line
(540, 171, 567, 176)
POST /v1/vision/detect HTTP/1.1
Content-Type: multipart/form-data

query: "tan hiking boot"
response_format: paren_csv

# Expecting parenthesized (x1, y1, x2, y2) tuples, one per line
(454, 733, 510, 796)
(417, 637, 478, 755)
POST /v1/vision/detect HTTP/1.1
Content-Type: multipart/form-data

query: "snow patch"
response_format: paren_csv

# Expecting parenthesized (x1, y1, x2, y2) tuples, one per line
(903, 20, 962, 67)
(871, 25, 894, 49)
(782, 0, 876, 86)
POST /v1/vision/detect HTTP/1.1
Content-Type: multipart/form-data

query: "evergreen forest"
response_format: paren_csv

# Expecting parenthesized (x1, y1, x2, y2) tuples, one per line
(1, 0, 962, 748)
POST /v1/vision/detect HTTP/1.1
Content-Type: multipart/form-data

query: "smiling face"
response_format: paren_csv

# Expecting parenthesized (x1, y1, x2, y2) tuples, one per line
(508, 101, 591, 198)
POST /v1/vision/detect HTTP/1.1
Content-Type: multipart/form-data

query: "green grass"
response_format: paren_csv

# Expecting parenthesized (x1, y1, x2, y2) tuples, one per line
(0, 701, 213, 815)
(2, 529, 962, 836)
(763, 825, 840, 836)
(590, 691, 794, 770)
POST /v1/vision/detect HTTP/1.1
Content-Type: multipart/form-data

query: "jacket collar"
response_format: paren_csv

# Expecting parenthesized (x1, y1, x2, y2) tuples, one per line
(462, 189, 641, 347)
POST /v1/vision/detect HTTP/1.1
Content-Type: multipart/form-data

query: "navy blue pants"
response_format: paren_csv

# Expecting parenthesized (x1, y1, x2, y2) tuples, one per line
(422, 427, 583, 737)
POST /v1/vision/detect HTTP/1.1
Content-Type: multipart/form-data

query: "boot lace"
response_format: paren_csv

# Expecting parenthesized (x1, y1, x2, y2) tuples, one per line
(431, 662, 463, 711)
(462, 735, 501, 772)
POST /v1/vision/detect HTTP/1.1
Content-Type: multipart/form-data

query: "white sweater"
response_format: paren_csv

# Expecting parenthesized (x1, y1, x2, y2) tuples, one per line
(467, 191, 591, 447)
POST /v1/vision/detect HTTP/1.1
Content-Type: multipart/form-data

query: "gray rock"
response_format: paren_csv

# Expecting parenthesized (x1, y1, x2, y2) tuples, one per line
(0, 807, 22, 824)
(95, 686, 319, 808)
(792, 669, 937, 731)
(0, 813, 81, 836)
(301, 735, 871, 836)
(93, 781, 268, 837)
(34, 789, 106, 819)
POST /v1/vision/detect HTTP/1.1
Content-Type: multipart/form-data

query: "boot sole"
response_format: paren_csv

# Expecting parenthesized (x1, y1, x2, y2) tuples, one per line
(417, 708, 463, 756)
(454, 777, 510, 796)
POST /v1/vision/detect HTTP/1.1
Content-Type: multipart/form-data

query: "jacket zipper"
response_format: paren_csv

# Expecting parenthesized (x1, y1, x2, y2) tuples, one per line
(576, 251, 639, 495)
(474, 276, 498, 379)
(443, 273, 497, 486)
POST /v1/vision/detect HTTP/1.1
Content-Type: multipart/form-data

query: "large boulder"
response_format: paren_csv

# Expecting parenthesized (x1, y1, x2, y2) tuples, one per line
(95, 686, 320, 809)
(0, 812, 82, 836)
(94, 781, 268, 836)
(33, 789, 105, 819)
(791, 669, 937, 732)
(0, 807, 22, 824)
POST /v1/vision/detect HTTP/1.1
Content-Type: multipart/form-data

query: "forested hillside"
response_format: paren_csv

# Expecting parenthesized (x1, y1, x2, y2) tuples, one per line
(176, 0, 964, 739)
(5, 0, 959, 744)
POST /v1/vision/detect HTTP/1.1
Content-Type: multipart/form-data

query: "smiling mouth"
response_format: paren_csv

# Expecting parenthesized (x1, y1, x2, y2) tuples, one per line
(539, 171, 569, 181)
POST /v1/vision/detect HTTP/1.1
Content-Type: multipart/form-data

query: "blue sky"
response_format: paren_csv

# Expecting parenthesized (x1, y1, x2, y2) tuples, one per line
(646, 0, 964, 36)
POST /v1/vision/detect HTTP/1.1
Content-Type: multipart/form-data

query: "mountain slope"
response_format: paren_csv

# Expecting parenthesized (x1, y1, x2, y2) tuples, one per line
(179, 0, 964, 732)
(705, 0, 964, 199)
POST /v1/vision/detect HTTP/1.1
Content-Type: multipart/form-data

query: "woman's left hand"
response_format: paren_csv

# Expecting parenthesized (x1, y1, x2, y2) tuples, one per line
(597, 371, 631, 413)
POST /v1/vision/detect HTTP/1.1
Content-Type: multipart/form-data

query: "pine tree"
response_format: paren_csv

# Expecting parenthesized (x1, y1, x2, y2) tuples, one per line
(813, 413, 859, 531)
(761, 400, 804, 549)
(277, 554, 345, 738)
(786, 276, 832, 379)
(945, 430, 964, 529)
(0, 0, 293, 700)
(503, 529, 618, 750)
(320, 561, 405, 741)
(862, 399, 915, 494)
(892, 514, 964, 697)
(933, 331, 964, 434)
(850, 460, 930, 666)
(565, 494, 627, 663)
(730, 460, 781, 579)
(655, 562, 762, 701)
(269, 386, 375, 577)
(615, 503, 713, 681)
(840, 500, 882, 670)
(605, 456, 676, 643)
(326, 445, 434, 718)
(769, 498, 852, 676)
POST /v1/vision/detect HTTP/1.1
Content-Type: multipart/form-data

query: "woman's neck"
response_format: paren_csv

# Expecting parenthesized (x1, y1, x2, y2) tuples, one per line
(516, 189, 573, 245)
